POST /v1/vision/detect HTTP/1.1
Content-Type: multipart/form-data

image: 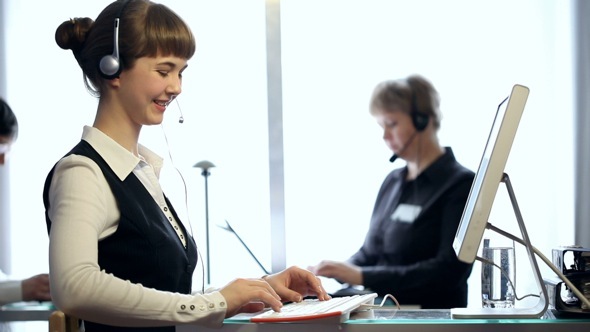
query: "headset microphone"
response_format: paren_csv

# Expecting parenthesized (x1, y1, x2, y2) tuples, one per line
(175, 98, 185, 124)
(389, 79, 430, 163)
(389, 130, 419, 163)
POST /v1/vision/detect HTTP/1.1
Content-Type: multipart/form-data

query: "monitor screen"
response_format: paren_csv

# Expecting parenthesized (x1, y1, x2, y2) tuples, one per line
(453, 84, 530, 264)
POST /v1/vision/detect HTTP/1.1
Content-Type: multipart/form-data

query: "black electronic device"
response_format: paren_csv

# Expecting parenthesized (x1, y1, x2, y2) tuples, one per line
(408, 78, 429, 132)
(388, 80, 429, 163)
(552, 246, 590, 275)
(331, 285, 374, 298)
(545, 246, 590, 314)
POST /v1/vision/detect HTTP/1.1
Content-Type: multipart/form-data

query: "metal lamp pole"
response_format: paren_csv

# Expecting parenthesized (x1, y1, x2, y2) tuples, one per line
(194, 160, 215, 285)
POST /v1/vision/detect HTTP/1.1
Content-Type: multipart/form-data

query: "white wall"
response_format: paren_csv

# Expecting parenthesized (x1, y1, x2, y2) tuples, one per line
(279, 0, 575, 308)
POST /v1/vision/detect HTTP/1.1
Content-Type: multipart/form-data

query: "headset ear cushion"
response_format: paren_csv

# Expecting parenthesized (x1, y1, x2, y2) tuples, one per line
(99, 55, 120, 78)
(412, 111, 429, 132)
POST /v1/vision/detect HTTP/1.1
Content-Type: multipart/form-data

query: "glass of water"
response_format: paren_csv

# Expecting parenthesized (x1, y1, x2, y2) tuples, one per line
(481, 246, 516, 308)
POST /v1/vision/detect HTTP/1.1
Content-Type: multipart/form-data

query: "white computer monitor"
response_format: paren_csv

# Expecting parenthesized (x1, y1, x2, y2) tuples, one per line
(449, 84, 553, 319)
(452, 84, 529, 264)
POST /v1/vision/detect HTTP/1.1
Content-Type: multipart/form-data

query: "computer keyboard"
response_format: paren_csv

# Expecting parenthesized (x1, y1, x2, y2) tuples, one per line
(250, 293, 378, 323)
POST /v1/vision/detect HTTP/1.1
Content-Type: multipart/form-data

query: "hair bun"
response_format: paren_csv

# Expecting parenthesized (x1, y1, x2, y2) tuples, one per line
(55, 17, 94, 54)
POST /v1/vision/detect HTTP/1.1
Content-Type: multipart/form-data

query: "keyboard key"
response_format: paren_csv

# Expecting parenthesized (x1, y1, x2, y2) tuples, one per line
(251, 293, 378, 323)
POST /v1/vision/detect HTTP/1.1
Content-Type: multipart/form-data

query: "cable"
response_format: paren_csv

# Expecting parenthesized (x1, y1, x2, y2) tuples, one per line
(359, 294, 401, 310)
(475, 256, 540, 301)
(411, 134, 422, 206)
(487, 222, 590, 310)
(160, 123, 205, 293)
(159, 123, 192, 235)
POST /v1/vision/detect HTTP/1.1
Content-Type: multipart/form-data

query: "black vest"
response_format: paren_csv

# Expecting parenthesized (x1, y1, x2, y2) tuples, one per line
(44, 140, 198, 332)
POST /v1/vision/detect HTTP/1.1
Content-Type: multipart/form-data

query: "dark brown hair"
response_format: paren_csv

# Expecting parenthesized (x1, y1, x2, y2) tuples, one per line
(0, 98, 18, 139)
(55, 0, 196, 96)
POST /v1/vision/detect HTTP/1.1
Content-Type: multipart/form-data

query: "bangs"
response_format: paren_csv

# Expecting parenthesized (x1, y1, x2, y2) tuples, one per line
(139, 4, 195, 59)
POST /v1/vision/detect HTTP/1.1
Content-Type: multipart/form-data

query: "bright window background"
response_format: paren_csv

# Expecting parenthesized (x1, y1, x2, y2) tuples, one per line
(4, 1, 270, 330)
(280, 0, 574, 307)
(2, 0, 574, 330)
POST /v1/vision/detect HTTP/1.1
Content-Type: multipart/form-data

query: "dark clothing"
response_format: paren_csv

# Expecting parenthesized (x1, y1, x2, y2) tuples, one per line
(350, 147, 474, 309)
(43, 140, 198, 332)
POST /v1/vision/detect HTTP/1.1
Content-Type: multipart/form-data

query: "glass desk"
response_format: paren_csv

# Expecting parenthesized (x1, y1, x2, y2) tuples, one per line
(0, 302, 54, 322)
(3, 303, 589, 331)
(176, 308, 590, 332)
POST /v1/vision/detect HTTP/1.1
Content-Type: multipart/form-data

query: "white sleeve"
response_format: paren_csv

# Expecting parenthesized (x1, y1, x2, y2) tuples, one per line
(0, 279, 22, 305)
(47, 155, 227, 328)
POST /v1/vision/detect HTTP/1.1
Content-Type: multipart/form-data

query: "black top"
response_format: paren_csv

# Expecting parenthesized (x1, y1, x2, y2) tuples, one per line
(349, 147, 475, 309)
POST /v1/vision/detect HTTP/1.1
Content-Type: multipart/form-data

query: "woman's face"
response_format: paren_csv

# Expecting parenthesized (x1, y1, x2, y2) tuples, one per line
(0, 135, 14, 165)
(374, 109, 417, 158)
(117, 55, 188, 127)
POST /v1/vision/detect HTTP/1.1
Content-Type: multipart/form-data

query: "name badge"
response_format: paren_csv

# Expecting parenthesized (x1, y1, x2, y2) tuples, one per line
(391, 203, 422, 223)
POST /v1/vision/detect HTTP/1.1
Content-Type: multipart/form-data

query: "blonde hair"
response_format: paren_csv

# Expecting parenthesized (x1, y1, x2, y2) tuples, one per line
(369, 74, 441, 129)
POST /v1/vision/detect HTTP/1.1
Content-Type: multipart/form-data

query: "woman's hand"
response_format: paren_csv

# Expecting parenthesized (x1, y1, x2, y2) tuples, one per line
(219, 266, 330, 318)
(21, 273, 51, 301)
(219, 278, 282, 318)
(308, 260, 363, 286)
(263, 266, 330, 303)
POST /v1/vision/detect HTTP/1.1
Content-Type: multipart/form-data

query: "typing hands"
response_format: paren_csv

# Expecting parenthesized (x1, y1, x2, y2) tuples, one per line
(220, 266, 330, 318)
(308, 260, 363, 286)
(21, 273, 51, 302)
(264, 266, 331, 302)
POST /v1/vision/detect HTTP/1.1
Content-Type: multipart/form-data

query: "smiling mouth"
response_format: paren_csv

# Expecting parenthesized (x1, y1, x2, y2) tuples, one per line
(154, 94, 178, 109)
(154, 100, 172, 107)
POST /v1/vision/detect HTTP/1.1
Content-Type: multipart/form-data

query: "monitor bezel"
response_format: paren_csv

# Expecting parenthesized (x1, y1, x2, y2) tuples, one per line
(453, 84, 530, 264)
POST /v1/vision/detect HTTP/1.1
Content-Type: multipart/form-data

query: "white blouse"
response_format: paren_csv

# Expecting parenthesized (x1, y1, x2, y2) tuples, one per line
(47, 126, 226, 328)
(0, 270, 21, 305)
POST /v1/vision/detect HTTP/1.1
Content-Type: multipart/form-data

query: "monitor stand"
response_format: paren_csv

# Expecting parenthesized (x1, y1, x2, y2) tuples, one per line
(451, 173, 549, 319)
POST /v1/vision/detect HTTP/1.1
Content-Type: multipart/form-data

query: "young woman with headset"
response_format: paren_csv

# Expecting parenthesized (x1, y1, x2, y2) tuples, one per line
(309, 75, 475, 309)
(45, 1, 329, 331)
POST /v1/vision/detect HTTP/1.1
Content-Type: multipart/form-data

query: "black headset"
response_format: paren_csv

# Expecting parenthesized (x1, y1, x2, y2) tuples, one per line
(99, 0, 131, 79)
(409, 80, 430, 132)
(387, 80, 430, 163)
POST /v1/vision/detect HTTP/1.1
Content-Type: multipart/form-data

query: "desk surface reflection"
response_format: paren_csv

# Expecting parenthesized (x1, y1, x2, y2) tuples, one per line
(176, 308, 590, 332)
(0, 302, 53, 322)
